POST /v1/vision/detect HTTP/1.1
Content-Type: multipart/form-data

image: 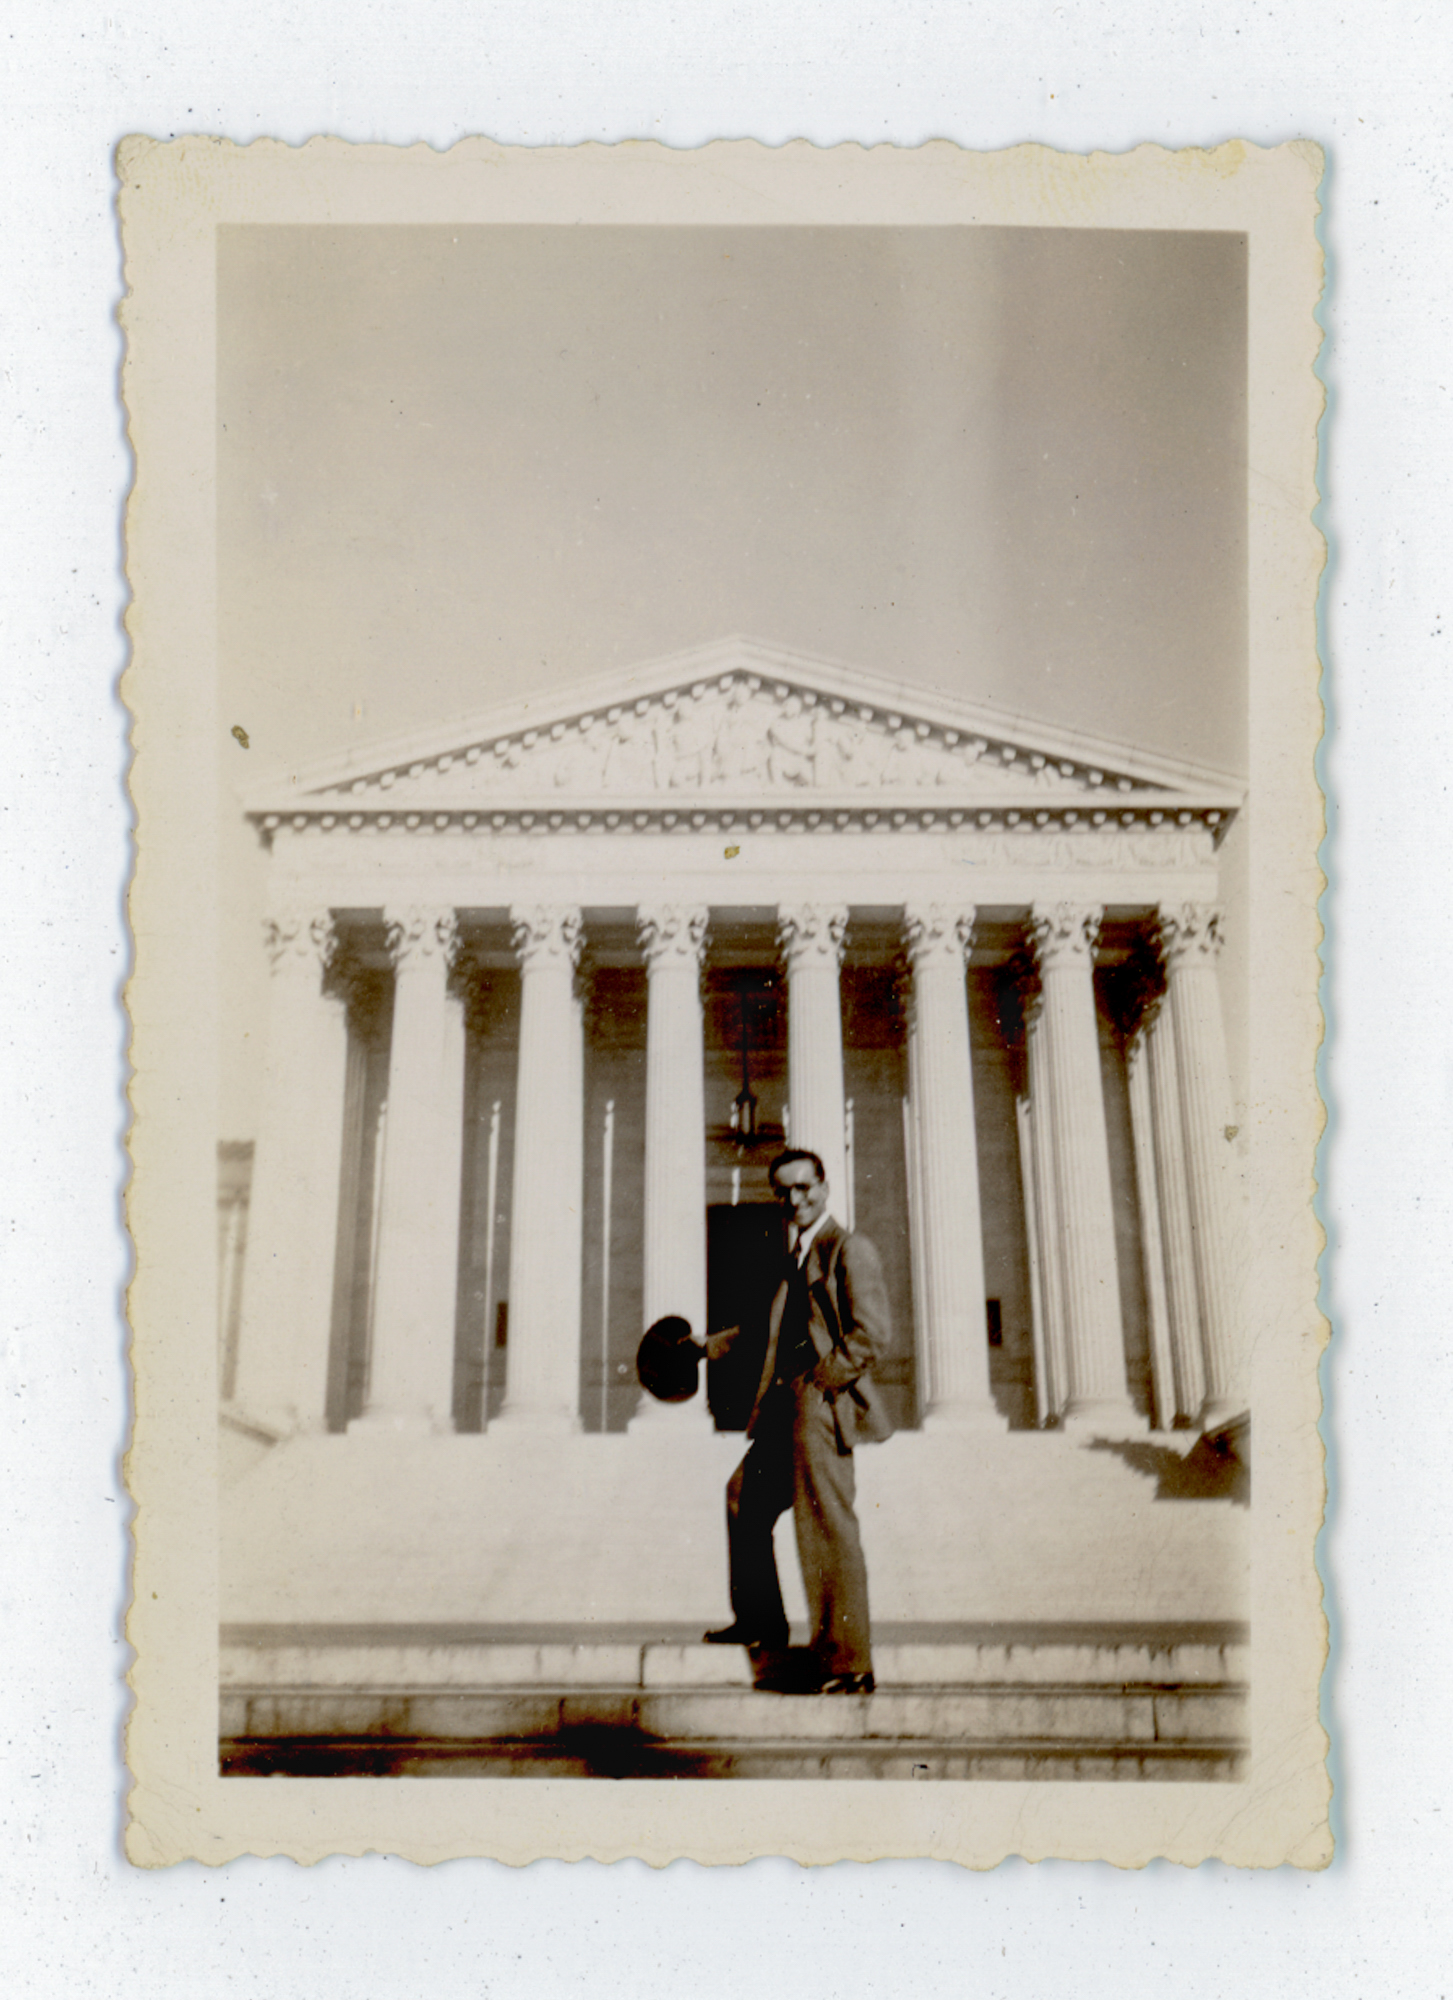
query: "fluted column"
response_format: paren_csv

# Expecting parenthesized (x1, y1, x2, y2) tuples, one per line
(1028, 903, 1136, 1432)
(1015, 1091, 1048, 1425)
(778, 903, 849, 1207)
(1145, 998, 1205, 1423)
(902, 1003, 932, 1407)
(903, 905, 1003, 1428)
(1126, 1020, 1178, 1431)
(231, 909, 350, 1434)
(1020, 987, 1068, 1425)
(354, 907, 467, 1432)
(1159, 904, 1244, 1429)
(632, 905, 711, 1426)
(495, 905, 585, 1429)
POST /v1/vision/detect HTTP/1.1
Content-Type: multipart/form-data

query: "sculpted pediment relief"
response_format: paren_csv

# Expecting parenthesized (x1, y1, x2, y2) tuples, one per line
(250, 640, 1243, 838)
(311, 678, 1153, 806)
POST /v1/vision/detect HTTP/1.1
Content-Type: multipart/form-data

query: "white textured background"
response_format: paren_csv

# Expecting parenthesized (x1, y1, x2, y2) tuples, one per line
(1, 4, 1442, 1993)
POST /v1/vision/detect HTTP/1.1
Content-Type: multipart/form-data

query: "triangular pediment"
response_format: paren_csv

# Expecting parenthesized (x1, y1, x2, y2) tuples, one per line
(247, 637, 1242, 828)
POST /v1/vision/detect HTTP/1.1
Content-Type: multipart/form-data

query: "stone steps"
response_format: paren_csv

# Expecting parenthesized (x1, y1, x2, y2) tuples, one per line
(219, 1625, 1248, 1780)
(222, 1736, 1244, 1782)
(222, 1428, 1248, 1628)
(222, 1628, 1248, 1690)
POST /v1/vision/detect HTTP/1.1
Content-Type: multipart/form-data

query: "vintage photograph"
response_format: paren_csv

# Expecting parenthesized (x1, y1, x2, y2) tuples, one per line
(215, 217, 1251, 1778)
(121, 138, 1326, 1864)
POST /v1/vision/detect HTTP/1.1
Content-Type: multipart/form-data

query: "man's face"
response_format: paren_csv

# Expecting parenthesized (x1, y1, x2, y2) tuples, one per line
(772, 1158, 828, 1233)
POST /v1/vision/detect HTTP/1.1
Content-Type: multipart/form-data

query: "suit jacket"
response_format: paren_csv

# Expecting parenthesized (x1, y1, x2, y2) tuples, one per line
(709, 1217, 895, 1450)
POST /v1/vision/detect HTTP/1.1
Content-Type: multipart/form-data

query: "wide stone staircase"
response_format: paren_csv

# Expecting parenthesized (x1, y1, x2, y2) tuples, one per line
(220, 1620, 1248, 1780)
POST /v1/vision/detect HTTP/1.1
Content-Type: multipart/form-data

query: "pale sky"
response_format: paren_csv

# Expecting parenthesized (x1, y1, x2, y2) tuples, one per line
(218, 223, 1246, 1133)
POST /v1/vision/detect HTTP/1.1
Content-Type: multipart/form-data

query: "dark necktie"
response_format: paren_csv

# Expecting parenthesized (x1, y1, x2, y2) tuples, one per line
(776, 1254, 816, 1383)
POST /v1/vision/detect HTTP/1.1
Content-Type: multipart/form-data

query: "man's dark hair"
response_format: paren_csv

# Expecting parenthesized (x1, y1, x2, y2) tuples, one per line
(769, 1147, 826, 1186)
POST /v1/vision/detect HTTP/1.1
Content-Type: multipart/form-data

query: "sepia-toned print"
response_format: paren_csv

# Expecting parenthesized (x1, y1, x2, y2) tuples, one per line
(217, 222, 1249, 1783)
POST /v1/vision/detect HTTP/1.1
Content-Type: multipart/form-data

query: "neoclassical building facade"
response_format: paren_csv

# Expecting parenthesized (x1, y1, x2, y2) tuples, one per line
(225, 638, 1246, 1483)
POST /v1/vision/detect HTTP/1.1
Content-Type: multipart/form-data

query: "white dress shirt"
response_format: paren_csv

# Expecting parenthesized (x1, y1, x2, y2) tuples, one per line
(790, 1212, 829, 1268)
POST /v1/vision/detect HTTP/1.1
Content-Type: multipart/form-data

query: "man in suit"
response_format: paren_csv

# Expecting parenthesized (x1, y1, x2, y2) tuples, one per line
(700, 1148, 893, 1695)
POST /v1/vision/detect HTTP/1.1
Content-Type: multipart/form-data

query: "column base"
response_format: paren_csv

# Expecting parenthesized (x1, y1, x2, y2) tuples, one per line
(920, 1401, 1009, 1434)
(347, 1409, 454, 1437)
(1060, 1399, 1147, 1442)
(1198, 1399, 1250, 1438)
(488, 1405, 585, 1435)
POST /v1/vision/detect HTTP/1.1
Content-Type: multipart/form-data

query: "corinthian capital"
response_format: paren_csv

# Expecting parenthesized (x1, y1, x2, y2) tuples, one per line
(1157, 902, 1225, 969)
(510, 903, 584, 970)
(384, 905, 461, 972)
(637, 903, 709, 970)
(903, 902, 975, 968)
(1028, 901, 1102, 971)
(777, 902, 848, 969)
(263, 908, 339, 977)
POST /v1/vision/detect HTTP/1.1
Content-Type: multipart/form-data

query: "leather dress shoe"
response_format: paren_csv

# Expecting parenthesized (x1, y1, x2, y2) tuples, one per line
(818, 1671, 876, 1696)
(703, 1623, 788, 1650)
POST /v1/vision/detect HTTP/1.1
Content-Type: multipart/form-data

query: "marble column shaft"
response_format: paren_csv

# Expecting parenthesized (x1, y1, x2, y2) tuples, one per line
(231, 910, 351, 1433)
(778, 903, 849, 1209)
(903, 904, 1002, 1427)
(1145, 1000, 1206, 1423)
(1021, 998, 1069, 1424)
(1126, 1026, 1178, 1432)
(357, 906, 467, 1431)
(1028, 903, 1135, 1428)
(1160, 904, 1244, 1429)
(903, 1009, 933, 1410)
(1015, 1092, 1050, 1426)
(496, 905, 585, 1428)
(633, 904, 711, 1425)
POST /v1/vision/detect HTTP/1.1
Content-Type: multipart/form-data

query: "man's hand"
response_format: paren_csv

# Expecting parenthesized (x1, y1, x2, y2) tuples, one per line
(812, 1356, 858, 1395)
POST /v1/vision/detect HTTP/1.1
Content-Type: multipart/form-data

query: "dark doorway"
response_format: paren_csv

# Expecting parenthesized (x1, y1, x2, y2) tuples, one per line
(705, 1204, 785, 1431)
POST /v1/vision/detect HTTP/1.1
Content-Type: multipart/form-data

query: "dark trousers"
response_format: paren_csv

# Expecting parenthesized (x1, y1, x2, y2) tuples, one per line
(725, 1381, 873, 1676)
